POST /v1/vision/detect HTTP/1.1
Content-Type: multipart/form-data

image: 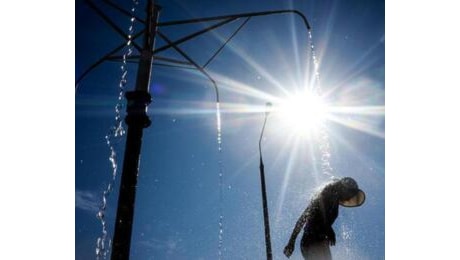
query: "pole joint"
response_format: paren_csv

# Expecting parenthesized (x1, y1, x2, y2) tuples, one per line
(125, 91, 152, 128)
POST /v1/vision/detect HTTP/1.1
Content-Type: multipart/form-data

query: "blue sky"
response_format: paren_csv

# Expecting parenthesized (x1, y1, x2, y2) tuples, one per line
(76, 0, 384, 259)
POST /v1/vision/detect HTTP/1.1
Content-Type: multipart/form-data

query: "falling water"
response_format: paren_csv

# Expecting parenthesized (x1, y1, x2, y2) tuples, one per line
(307, 30, 335, 180)
(216, 102, 222, 152)
(216, 102, 224, 259)
(339, 213, 355, 259)
(308, 30, 356, 256)
(95, 1, 139, 259)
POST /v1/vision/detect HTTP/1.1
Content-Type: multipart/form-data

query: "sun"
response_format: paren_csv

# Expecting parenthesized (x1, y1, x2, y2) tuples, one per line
(273, 89, 329, 137)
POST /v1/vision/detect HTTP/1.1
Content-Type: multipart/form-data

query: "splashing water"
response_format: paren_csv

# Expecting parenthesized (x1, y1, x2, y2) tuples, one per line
(307, 30, 335, 180)
(216, 102, 225, 259)
(339, 215, 355, 259)
(96, 1, 139, 259)
(308, 30, 357, 259)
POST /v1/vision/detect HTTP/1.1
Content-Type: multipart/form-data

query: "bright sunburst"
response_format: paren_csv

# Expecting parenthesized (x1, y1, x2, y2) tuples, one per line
(275, 90, 329, 138)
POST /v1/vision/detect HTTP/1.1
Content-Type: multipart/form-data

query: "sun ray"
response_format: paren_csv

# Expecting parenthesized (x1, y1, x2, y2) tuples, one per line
(315, 0, 340, 65)
(287, 8, 303, 88)
(326, 128, 385, 176)
(332, 37, 385, 89)
(207, 41, 291, 96)
(211, 72, 279, 101)
(327, 113, 384, 139)
(226, 151, 260, 183)
(273, 135, 303, 222)
(329, 105, 385, 115)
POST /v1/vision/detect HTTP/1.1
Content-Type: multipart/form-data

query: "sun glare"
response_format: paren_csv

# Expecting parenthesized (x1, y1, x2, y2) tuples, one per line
(275, 90, 328, 137)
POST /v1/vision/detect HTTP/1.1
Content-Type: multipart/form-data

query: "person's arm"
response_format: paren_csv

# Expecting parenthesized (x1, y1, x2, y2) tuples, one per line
(324, 200, 338, 246)
(284, 207, 309, 257)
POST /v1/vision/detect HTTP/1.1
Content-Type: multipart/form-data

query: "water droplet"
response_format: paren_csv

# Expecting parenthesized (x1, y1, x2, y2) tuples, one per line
(216, 101, 224, 259)
(308, 31, 334, 179)
(96, 2, 139, 257)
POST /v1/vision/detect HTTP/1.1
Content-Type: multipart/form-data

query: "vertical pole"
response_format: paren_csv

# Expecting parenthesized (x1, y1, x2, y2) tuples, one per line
(259, 104, 272, 260)
(259, 160, 273, 260)
(111, 1, 160, 259)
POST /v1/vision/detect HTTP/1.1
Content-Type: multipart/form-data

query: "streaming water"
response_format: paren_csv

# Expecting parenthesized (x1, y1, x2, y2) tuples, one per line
(95, 1, 139, 259)
(307, 30, 335, 180)
(308, 30, 354, 255)
(339, 216, 355, 259)
(216, 102, 224, 259)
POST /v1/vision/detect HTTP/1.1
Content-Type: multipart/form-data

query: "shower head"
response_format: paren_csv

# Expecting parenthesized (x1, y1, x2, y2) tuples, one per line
(265, 102, 273, 115)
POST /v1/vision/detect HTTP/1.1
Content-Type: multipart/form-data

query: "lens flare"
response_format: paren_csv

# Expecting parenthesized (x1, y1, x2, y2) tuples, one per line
(276, 90, 329, 137)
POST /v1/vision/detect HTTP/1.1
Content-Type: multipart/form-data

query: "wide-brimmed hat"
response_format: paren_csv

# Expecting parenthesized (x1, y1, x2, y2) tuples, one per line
(338, 177, 366, 207)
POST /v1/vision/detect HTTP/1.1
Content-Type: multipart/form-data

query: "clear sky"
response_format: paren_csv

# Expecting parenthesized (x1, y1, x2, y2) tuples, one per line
(76, 0, 384, 259)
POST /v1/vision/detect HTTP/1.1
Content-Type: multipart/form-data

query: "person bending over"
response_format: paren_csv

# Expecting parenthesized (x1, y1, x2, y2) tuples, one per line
(283, 177, 365, 259)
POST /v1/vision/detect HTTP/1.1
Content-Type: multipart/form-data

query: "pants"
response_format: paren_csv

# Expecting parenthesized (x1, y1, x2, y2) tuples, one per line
(300, 240, 332, 260)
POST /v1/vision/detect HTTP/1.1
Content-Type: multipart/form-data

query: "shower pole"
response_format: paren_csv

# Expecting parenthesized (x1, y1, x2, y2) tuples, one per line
(77, 2, 312, 258)
(107, 8, 310, 260)
(110, 1, 160, 259)
(259, 103, 273, 260)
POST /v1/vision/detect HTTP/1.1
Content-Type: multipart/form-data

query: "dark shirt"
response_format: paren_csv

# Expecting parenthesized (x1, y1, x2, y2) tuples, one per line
(301, 184, 339, 246)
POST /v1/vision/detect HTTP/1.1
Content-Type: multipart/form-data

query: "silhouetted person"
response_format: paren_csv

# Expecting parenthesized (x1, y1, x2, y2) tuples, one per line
(283, 177, 365, 259)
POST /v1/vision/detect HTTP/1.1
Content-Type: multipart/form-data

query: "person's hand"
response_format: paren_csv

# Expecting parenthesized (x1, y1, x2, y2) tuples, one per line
(283, 242, 295, 258)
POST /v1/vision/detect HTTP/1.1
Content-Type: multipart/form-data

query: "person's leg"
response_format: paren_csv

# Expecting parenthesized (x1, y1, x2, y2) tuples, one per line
(301, 241, 332, 260)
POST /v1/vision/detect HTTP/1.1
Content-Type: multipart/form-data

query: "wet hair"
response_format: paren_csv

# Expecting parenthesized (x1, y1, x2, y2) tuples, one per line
(337, 177, 360, 200)
(311, 177, 360, 203)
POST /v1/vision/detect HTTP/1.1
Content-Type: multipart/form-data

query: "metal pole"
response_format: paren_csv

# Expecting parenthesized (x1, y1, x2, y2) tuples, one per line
(259, 103, 272, 260)
(111, 1, 160, 259)
(259, 160, 273, 260)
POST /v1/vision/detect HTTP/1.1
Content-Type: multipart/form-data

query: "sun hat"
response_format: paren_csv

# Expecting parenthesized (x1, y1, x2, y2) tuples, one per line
(338, 177, 366, 207)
